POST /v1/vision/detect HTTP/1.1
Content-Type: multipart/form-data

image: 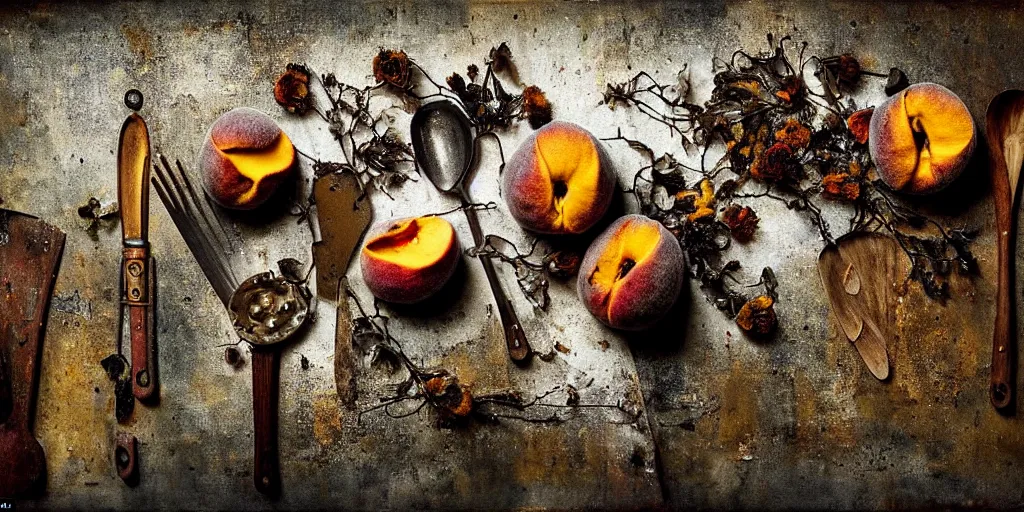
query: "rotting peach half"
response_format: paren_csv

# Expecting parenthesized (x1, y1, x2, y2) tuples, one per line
(577, 214, 685, 331)
(502, 121, 616, 235)
(360, 216, 461, 304)
(200, 107, 297, 210)
(868, 83, 975, 195)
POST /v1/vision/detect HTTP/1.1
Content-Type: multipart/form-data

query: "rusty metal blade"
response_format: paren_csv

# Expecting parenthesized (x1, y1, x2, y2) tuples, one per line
(118, 113, 151, 241)
(312, 173, 372, 302)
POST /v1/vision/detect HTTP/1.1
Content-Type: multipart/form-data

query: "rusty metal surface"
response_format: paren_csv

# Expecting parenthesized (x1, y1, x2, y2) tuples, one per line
(1, 0, 1023, 509)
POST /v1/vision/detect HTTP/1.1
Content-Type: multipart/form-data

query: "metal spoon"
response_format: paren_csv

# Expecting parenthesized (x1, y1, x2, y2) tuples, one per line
(986, 90, 1024, 411)
(411, 100, 531, 362)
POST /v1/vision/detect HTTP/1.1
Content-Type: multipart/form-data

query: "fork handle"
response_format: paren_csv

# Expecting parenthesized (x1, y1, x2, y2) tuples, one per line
(252, 347, 280, 497)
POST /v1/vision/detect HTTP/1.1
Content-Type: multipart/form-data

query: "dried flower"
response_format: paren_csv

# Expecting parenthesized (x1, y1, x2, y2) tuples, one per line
(424, 374, 473, 418)
(821, 173, 860, 201)
(522, 85, 552, 129)
(721, 204, 759, 242)
(750, 142, 794, 182)
(834, 54, 862, 86)
(735, 295, 777, 336)
(675, 179, 716, 222)
(489, 42, 513, 73)
(774, 118, 811, 149)
(847, 108, 873, 145)
(546, 250, 581, 279)
(446, 72, 467, 94)
(775, 75, 803, 103)
(372, 49, 410, 88)
(274, 64, 312, 114)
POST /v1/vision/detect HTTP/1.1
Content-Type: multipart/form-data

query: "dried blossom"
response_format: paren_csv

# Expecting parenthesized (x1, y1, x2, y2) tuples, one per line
(735, 295, 777, 336)
(820, 173, 860, 201)
(847, 108, 873, 145)
(751, 142, 794, 182)
(675, 179, 716, 222)
(521, 85, 552, 129)
(546, 250, 581, 279)
(774, 118, 811, 149)
(721, 204, 759, 242)
(274, 64, 312, 114)
(372, 49, 410, 88)
(424, 373, 473, 419)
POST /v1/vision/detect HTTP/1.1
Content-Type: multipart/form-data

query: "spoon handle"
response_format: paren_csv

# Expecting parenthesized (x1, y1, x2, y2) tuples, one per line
(460, 193, 532, 362)
(992, 155, 1015, 411)
(252, 347, 281, 496)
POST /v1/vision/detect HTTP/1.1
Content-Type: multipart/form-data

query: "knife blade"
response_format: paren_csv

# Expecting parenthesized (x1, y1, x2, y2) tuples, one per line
(117, 112, 157, 402)
(311, 172, 371, 405)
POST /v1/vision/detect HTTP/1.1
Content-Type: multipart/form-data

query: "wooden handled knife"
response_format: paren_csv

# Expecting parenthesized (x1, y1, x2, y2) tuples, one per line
(118, 112, 157, 403)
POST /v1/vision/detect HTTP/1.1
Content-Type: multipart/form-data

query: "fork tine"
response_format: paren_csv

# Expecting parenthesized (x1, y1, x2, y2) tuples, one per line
(170, 159, 238, 294)
(153, 154, 238, 306)
(176, 159, 234, 256)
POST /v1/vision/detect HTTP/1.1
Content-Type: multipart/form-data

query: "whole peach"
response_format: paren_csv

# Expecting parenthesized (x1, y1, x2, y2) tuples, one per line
(577, 214, 686, 331)
(360, 216, 461, 304)
(868, 83, 975, 195)
(502, 121, 616, 235)
(199, 107, 296, 209)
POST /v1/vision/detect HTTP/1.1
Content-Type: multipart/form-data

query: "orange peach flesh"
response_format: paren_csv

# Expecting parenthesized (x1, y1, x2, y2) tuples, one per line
(586, 219, 662, 320)
(217, 132, 296, 205)
(363, 217, 455, 269)
(881, 88, 973, 191)
(534, 129, 602, 233)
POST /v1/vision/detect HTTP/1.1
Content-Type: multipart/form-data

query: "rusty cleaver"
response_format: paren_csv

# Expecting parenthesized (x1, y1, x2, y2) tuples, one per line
(311, 173, 372, 406)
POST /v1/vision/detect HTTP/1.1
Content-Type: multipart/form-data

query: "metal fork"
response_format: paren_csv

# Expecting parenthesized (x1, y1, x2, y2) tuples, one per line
(152, 154, 238, 306)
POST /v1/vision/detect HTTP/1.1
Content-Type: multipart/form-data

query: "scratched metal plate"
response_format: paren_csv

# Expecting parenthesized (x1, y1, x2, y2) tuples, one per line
(1, 1, 1024, 509)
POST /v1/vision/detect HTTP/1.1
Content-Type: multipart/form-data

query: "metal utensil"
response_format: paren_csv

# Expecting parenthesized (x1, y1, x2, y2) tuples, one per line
(411, 100, 532, 362)
(310, 172, 372, 405)
(0, 210, 66, 498)
(118, 105, 157, 402)
(154, 157, 307, 497)
(152, 155, 238, 306)
(229, 271, 311, 497)
(985, 90, 1024, 411)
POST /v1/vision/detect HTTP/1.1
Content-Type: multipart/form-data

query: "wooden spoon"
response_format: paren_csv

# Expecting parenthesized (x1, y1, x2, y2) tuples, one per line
(985, 90, 1024, 411)
(0, 210, 66, 498)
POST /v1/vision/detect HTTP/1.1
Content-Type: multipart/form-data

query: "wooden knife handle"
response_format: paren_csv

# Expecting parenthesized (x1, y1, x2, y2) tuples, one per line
(993, 217, 1014, 410)
(124, 249, 157, 402)
(252, 347, 280, 497)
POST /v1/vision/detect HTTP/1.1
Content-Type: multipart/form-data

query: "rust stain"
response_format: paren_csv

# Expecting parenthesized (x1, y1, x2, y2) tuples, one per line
(0, 75, 29, 139)
(312, 392, 343, 448)
(120, 24, 154, 62)
(437, 316, 511, 393)
(512, 427, 574, 487)
(716, 359, 759, 449)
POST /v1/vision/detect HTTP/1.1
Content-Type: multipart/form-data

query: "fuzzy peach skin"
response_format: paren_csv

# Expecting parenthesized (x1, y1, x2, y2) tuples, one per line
(360, 216, 461, 304)
(868, 83, 975, 195)
(502, 121, 616, 234)
(199, 107, 296, 209)
(577, 214, 686, 331)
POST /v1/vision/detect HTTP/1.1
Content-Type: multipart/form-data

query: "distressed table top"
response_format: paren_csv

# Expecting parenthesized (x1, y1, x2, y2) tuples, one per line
(1, 1, 1023, 509)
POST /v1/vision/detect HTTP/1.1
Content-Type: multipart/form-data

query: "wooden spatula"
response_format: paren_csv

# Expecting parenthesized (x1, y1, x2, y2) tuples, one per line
(986, 90, 1024, 411)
